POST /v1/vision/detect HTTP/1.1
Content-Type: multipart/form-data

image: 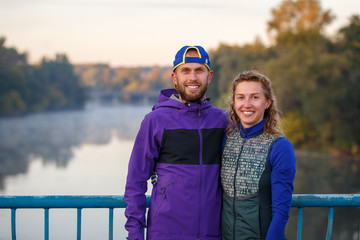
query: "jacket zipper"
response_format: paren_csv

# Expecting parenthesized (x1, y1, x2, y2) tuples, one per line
(198, 103, 203, 240)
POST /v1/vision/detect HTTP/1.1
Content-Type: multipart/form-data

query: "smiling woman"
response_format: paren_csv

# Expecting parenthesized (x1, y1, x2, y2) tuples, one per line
(221, 70, 296, 240)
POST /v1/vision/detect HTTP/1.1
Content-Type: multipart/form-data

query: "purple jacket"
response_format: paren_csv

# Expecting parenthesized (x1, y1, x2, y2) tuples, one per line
(124, 89, 228, 240)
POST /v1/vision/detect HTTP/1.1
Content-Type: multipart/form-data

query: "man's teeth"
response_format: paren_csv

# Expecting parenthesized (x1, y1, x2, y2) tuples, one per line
(188, 86, 199, 89)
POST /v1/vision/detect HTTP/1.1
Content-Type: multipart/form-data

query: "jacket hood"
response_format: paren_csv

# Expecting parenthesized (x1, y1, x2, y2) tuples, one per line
(152, 88, 212, 111)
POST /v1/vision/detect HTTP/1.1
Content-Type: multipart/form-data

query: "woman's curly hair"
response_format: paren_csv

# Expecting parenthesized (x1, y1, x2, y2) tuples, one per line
(227, 70, 283, 135)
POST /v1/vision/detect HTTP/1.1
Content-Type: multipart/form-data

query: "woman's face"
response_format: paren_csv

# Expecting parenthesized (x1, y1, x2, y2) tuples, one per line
(233, 81, 271, 129)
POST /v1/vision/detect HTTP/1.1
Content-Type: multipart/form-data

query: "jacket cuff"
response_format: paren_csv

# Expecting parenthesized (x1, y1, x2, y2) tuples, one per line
(127, 229, 145, 240)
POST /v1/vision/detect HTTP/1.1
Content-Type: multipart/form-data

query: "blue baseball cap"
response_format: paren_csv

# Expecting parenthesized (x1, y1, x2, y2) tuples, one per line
(172, 46, 211, 72)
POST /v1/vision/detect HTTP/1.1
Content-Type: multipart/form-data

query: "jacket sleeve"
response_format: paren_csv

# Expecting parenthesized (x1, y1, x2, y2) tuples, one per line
(266, 138, 296, 240)
(124, 114, 160, 240)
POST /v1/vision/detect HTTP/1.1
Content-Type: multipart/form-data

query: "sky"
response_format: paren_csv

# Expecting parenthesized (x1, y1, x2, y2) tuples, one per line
(0, 0, 359, 67)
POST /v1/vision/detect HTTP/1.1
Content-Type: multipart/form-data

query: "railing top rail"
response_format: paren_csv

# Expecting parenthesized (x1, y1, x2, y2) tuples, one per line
(291, 194, 360, 207)
(0, 194, 359, 209)
(0, 195, 131, 209)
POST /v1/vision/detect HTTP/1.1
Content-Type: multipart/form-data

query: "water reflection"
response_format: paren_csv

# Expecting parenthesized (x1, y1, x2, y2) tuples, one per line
(294, 151, 360, 194)
(285, 153, 360, 240)
(0, 104, 152, 190)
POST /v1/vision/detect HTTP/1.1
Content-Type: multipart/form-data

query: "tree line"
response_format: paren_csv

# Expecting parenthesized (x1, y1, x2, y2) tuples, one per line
(207, 1, 360, 155)
(0, 39, 86, 116)
(0, 37, 173, 117)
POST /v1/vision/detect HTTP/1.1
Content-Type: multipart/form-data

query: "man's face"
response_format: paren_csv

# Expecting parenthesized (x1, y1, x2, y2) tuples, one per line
(171, 51, 213, 103)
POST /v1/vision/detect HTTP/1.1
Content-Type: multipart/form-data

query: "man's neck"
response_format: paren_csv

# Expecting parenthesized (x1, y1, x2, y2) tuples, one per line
(170, 94, 207, 104)
(170, 94, 183, 103)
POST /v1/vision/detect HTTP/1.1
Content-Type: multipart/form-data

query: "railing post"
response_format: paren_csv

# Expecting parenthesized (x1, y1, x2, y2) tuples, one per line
(109, 208, 114, 240)
(11, 208, 16, 240)
(297, 207, 303, 240)
(325, 207, 334, 240)
(77, 208, 82, 240)
(44, 208, 49, 240)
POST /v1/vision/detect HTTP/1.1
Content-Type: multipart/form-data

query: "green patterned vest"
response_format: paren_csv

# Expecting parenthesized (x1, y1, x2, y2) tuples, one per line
(221, 127, 283, 240)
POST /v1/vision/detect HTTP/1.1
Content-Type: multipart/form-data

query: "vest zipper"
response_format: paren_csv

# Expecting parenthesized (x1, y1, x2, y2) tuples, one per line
(233, 139, 245, 239)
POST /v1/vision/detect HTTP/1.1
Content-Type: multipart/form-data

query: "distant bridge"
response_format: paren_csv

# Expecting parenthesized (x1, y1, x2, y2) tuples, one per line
(88, 89, 159, 105)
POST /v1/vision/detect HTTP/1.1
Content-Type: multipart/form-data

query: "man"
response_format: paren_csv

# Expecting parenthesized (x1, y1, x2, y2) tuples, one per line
(124, 45, 228, 240)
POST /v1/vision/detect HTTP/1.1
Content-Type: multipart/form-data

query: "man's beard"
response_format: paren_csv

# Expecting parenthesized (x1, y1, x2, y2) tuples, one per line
(176, 81, 208, 103)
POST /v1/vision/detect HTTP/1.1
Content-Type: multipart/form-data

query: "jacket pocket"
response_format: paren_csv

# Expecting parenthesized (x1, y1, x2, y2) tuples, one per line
(152, 182, 174, 220)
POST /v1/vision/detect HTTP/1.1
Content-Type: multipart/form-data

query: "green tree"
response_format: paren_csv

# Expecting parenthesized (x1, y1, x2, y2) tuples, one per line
(0, 37, 86, 116)
(39, 54, 86, 110)
(338, 15, 360, 67)
(335, 15, 360, 153)
(209, 39, 270, 108)
(0, 90, 26, 116)
(262, 3, 360, 154)
(0, 37, 28, 116)
(207, 2, 359, 154)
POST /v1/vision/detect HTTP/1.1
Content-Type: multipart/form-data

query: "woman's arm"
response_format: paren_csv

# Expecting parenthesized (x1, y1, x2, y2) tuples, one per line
(266, 138, 296, 240)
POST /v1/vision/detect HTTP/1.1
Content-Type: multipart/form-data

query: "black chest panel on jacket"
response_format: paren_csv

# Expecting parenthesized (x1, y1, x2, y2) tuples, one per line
(158, 128, 224, 165)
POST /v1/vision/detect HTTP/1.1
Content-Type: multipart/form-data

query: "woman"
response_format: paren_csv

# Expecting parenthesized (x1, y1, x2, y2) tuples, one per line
(221, 70, 296, 240)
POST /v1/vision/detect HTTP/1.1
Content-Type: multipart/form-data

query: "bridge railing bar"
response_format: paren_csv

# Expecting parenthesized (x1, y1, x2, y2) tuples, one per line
(0, 194, 359, 240)
(291, 194, 360, 240)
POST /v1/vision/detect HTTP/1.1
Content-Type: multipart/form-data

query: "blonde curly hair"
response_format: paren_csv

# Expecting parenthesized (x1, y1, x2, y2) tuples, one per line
(227, 70, 283, 135)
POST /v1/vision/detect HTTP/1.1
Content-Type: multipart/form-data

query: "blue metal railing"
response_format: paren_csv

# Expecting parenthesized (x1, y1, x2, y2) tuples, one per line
(0, 194, 359, 240)
(291, 194, 360, 240)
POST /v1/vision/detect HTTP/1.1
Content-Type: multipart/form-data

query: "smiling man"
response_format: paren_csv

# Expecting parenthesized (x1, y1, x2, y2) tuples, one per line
(171, 46, 213, 103)
(124, 46, 229, 240)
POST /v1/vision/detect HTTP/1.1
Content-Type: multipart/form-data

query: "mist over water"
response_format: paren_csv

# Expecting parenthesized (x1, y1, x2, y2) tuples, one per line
(0, 104, 152, 239)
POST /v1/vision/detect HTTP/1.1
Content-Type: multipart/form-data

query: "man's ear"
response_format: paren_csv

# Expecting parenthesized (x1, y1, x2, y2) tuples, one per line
(171, 72, 177, 89)
(207, 70, 214, 84)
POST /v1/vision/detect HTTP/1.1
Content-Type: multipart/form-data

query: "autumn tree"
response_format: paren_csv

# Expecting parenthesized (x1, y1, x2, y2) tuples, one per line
(207, 1, 358, 154)
(267, 0, 334, 43)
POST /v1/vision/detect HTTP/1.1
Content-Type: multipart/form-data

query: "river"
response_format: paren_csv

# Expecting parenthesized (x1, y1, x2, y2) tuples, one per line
(0, 104, 359, 239)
